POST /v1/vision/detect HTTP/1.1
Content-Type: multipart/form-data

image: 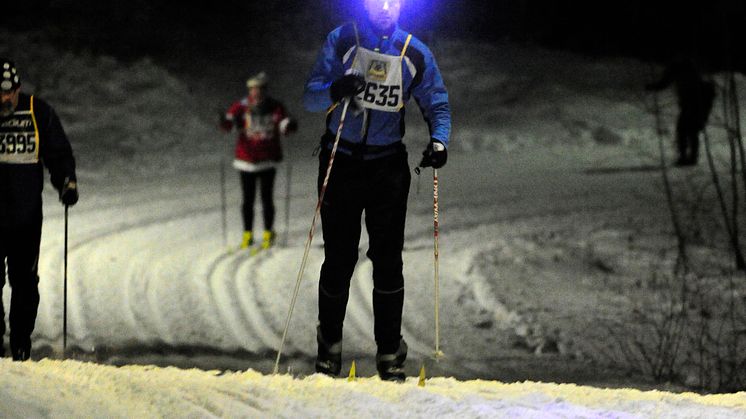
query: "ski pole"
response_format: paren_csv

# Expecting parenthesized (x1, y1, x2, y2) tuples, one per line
(63, 205, 69, 355)
(220, 149, 228, 247)
(284, 145, 292, 247)
(217, 108, 229, 247)
(432, 168, 444, 359)
(274, 99, 351, 374)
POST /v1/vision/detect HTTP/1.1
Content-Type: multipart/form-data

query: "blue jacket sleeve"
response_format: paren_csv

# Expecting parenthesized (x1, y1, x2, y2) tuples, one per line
(303, 29, 345, 112)
(412, 46, 452, 148)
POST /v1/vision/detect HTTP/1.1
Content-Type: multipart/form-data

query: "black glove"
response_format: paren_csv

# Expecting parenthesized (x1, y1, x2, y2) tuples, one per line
(419, 139, 448, 169)
(218, 110, 233, 131)
(60, 179, 79, 206)
(330, 74, 365, 103)
(286, 118, 299, 133)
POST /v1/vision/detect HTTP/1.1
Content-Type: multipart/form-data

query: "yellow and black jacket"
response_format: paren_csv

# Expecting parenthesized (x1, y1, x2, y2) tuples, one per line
(0, 93, 76, 228)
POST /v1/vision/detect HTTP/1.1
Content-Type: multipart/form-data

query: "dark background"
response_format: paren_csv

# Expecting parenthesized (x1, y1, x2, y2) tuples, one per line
(5, 0, 746, 70)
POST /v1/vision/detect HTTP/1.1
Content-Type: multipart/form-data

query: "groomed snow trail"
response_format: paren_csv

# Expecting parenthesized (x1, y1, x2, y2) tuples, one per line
(1, 359, 745, 419)
(25, 147, 673, 383)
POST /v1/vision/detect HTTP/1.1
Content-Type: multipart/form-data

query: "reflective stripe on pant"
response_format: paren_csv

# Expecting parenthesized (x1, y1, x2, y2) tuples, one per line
(317, 151, 410, 354)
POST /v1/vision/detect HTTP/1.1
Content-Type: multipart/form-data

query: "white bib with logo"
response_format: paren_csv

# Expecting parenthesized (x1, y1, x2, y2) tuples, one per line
(0, 107, 39, 165)
(242, 111, 275, 139)
(349, 34, 412, 113)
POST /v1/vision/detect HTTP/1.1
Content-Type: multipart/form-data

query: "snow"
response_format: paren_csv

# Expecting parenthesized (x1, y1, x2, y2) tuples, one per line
(2, 30, 746, 417)
(1, 359, 745, 418)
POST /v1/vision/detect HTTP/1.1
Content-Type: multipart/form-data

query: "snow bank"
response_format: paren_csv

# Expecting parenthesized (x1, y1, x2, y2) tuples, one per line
(0, 31, 216, 180)
(1, 359, 744, 418)
(435, 41, 659, 152)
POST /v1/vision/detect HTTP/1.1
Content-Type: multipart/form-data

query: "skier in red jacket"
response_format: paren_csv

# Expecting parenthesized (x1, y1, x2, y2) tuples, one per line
(220, 72, 297, 250)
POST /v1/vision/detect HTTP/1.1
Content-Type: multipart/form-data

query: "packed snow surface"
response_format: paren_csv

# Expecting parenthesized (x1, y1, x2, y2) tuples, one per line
(1, 359, 745, 418)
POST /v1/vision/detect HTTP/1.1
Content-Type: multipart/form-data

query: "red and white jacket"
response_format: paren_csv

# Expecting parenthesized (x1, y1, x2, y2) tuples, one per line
(222, 96, 295, 172)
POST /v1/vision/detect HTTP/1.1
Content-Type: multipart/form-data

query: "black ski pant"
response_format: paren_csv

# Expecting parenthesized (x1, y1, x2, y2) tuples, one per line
(317, 151, 410, 355)
(676, 112, 702, 163)
(0, 221, 42, 354)
(239, 169, 276, 232)
(677, 101, 712, 164)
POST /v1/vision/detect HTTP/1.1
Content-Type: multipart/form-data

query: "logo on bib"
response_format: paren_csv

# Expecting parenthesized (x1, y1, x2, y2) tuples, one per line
(367, 60, 388, 82)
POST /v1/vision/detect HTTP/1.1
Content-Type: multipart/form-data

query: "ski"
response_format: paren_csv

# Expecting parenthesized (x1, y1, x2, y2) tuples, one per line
(225, 244, 276, 257)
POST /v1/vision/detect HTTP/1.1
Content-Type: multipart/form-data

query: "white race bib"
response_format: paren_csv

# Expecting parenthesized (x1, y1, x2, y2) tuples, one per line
(349, 34, 412, 113)
(243, 111, 275, 139)
(0, 109, 39, 164)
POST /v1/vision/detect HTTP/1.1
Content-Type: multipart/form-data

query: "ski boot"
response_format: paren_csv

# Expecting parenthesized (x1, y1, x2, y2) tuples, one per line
(261, 230, 275, 250)
(240, 231, 254, 249)
(376, 339, 408, 382)
(315, 326, 342, 376)
(10, 336, 31, 362)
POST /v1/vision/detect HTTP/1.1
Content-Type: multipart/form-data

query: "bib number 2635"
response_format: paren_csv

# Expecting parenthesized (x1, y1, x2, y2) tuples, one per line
(361, 83, 401, 107)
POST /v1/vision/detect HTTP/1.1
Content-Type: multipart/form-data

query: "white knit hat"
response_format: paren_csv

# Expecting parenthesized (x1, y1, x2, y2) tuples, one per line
(246, 71, 268, 88)
(0, 59, 20, 91)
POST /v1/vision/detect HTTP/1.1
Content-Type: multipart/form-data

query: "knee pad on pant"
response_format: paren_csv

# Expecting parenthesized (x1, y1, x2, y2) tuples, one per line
(319, 282, 349, 300)
(372, 269, 404, 295)
(7, 273, 40, 291)
(318, 283, 350, 344)
(320, 260, 358, 295)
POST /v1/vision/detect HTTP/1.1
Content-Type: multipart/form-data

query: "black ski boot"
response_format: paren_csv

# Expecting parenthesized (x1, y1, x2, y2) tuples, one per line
(376, 339, 407, 382)
(10, 337, 30, 362)
(315, 327, 342, 376)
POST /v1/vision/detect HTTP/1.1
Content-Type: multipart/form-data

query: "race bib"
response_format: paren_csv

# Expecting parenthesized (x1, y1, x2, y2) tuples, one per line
(350, 46, 406, 113)
(0, 109, 39, 164)
(243, 112, 275, 139)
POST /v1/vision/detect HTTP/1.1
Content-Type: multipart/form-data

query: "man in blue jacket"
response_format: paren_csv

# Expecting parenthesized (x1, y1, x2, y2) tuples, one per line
(303, 0, 451, 381)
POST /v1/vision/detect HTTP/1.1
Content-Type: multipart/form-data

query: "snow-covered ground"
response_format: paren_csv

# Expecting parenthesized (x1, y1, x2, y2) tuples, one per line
(2, 30, 746, 416)
(3, 358, 746, 418)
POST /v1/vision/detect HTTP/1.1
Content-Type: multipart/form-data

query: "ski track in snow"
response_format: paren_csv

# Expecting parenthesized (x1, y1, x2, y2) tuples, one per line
(208, 252, 255, 349)
(31, 171, 627, 378)
(233, 251, 284, 350)
(22, 95, 674, 380)
(30, 177, 506, 378)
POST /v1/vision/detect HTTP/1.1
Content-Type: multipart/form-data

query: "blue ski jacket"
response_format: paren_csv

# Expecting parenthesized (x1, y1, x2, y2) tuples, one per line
(303, 20, 451, 156)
